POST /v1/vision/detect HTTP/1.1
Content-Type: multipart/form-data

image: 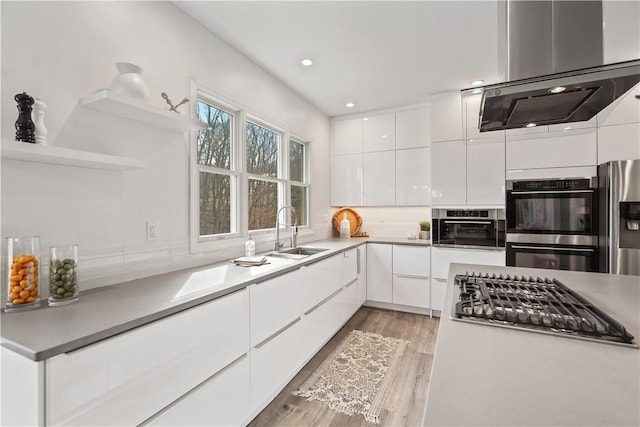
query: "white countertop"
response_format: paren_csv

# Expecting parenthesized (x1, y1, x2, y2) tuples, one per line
(423, 263, 640, 427)
(0, 236, 428, 361)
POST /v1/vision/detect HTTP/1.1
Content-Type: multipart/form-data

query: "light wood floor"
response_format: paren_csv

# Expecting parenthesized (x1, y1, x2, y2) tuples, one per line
(248, 307, 440, 427)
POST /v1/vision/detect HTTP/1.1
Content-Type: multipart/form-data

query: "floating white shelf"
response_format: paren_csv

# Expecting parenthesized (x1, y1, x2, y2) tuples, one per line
(1, 141, 148, 171)
(79, 89, 205, 133)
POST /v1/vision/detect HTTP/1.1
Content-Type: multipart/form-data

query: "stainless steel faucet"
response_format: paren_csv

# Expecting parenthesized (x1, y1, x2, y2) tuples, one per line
(275, 206, 297, 251)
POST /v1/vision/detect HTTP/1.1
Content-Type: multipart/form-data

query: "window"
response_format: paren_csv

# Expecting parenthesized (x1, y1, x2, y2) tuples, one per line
(190, 82, 312, 251)
(246, 121, 282, 231)
(290, 139, 309, 226)
(195, 98, 238, 239)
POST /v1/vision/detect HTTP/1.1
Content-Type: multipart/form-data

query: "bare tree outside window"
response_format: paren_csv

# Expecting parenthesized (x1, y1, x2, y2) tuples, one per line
(197, 100, 234, 236)
(247, 122, 281, 230)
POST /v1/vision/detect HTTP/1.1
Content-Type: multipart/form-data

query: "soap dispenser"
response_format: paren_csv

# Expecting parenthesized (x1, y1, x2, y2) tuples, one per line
(245, 235, 255, 257)
(340, 213, 351, 239)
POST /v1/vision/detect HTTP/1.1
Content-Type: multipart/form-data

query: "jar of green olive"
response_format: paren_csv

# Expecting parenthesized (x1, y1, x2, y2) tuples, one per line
(48, 245, 79, 306)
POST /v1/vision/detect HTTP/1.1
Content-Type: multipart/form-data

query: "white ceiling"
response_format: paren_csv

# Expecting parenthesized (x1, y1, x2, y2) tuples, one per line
(176, 1, 504, 117)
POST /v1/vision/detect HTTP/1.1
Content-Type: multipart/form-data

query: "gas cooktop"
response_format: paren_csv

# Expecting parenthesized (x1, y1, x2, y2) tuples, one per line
(451, 272, 637, 347)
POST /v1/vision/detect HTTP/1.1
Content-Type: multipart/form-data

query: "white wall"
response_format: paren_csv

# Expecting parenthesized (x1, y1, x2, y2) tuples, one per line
(1, 2, 332, 290)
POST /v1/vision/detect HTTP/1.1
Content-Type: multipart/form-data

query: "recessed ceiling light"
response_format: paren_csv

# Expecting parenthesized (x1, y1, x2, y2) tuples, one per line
(301, 58, 313, 67)
(549, 86, 566, 94)
(381, 134, 387, 138)
(346, 102, 355, 108)
(525, 123, 537, 128)
(471, 80, 484, 86)
(363, 118, 369, 121)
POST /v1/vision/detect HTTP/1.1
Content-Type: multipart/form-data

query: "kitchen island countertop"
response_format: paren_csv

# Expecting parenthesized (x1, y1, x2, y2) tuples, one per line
(1, 236, 428, 361)
(423, 263, 640, 427)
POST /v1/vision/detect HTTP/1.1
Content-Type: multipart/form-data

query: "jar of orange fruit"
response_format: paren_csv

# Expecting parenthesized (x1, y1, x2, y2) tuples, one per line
(4, 236, 41, 312)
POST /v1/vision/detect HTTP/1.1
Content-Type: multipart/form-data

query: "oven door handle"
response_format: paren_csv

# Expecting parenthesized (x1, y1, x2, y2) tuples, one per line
(510, 245, 595, 252)
(510, 190, 594, 195)
(443, 220, 492, 225)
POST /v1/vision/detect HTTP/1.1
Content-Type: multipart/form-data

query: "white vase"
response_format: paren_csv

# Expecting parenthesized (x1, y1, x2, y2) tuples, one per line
(110, 62, 150, 101)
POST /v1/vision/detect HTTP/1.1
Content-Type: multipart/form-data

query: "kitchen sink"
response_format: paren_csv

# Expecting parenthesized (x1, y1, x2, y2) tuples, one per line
(267, 247, 328, 260)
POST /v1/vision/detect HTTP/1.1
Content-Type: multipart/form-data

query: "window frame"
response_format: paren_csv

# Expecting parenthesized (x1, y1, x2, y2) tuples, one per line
(189, 79, 313, 254)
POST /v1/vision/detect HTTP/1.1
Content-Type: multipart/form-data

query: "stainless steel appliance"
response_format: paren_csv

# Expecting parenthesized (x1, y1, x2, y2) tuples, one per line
(474, 0, 640, 132)
(432, 209, 505, 249)
(506, 177, 599, 272)
(598, 159, 640, 275)
(451, 272, 636, 347)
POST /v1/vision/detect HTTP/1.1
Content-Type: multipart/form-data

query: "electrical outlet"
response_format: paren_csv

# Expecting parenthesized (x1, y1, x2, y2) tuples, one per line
(147, 221, 160, 241)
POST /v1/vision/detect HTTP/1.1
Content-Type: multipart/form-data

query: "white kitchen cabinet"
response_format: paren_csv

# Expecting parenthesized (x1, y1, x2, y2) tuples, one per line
(250, 316, 304, 410)
(396, 147, 431, 206)
(250, 268, 303, 347)
(144, 355, 250, 427)
(333, 118, 363, 155)
(597, 83, 640, 127)
(363, 151, 395, 206)
(506, 128, 597, 170)
(301, 254, 341, 314)
(396, 107, 431, 149)
(356, 245, 367, 306)
(597, 123, 640, 164)
(341, 249, 358, 287)
(431, 247, 506, 280)
(332, 153, 363, 206)
(431, 91, 463, 142)
(367, 244, 393, 303)
(363, 113, 396, 152)
(46, 288, 250, 426)
(392, 245, 430, 309)
(602, 1, 640, 64)
(341, 280, 359, 322)
(431, 140, 466, 206)
(430, 279, 448, 312)
(466, 136, 505, 205)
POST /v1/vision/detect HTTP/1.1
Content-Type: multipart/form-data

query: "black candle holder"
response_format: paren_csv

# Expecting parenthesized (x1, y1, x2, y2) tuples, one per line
(15, 92, 36, 143)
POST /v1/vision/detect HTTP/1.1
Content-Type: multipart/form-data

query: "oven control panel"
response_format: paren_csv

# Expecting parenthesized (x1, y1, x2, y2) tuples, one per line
(510, 178, 594, 191)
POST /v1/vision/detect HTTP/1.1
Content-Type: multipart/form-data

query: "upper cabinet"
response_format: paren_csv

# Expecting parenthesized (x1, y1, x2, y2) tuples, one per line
(431, 140, 467, 206)
(363, 113, 396, 152)
(431, 92, 463, 142)
(331, 106, 431, 207)
(333, 118, 363, 155)
(396, 108, 430, 149)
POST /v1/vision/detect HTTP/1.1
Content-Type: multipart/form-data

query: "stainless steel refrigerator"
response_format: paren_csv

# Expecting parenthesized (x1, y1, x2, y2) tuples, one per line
(598, 159, 640, 275)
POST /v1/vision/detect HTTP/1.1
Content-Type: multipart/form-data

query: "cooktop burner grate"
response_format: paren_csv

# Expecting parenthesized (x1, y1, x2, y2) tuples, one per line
(453, 272, 636, 346)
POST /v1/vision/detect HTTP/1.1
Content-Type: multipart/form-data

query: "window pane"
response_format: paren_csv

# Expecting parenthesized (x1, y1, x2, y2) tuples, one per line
(199, 172, 231, 236)
(248, 179, 278, 230)
(291, 185, 308, 226)
(247, 121, 279, 177)
(196, 101, 231, 169)
(290, 141, 304, 183)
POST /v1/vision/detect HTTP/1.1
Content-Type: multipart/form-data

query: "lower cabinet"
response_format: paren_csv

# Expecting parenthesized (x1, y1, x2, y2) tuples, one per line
(367, 244, 393, 303)
(357, 245, 367, 306)
(392, 245, 430, 309)
(143, 355, 251, 427)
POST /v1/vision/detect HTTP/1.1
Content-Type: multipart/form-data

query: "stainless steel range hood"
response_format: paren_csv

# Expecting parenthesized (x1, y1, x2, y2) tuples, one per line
(477, 1, 640, 132)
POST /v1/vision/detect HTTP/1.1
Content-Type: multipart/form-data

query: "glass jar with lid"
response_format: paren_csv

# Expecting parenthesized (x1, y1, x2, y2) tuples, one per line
(4, 236, 41, 312)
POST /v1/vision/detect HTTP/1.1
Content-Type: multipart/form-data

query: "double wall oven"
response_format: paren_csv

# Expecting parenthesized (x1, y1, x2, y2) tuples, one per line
(506, 177, 598, 272)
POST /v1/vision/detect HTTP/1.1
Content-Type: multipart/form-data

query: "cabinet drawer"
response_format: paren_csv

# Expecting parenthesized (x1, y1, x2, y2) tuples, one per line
(47, 288, 250, 426)
(431, 278, 448, 313)
(342, 249, 357, 286)
(393, 245, 430, 276)
(301, 253, 341, 313)
(431, 248, 505, 279)
(393, 276, 430, 308)
(143, 355, 250, 427)
(250, 269, 303, 347)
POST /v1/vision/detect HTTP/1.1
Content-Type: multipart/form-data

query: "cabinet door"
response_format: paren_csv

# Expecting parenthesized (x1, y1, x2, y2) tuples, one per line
(366, 244, 393, 303)
(431, 91, 463, 142)
(597, 123, 640, 164)
(431, 247, 506, 279)
(506, 128, 597, 170)
(396, 108, 430, 149)
(250, 268, 303, 347)
(466, 136, 505, 205)
(393, 245, 430, 277)
(333, 118, 363, 155)
(144, 355, 250, 427)
(431, 140, 466, 206)
(363, 113, 396, 152)
(430, 278, 448, 313)
(396, 147, 431, 206)
(342, 249, 358, 286)
(332, 154, 363, 206)
(363, 151, 395, 206)
(393, 276, 430, 308)
(47, 289, 250, 426)
(357, 245, 367, 306)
